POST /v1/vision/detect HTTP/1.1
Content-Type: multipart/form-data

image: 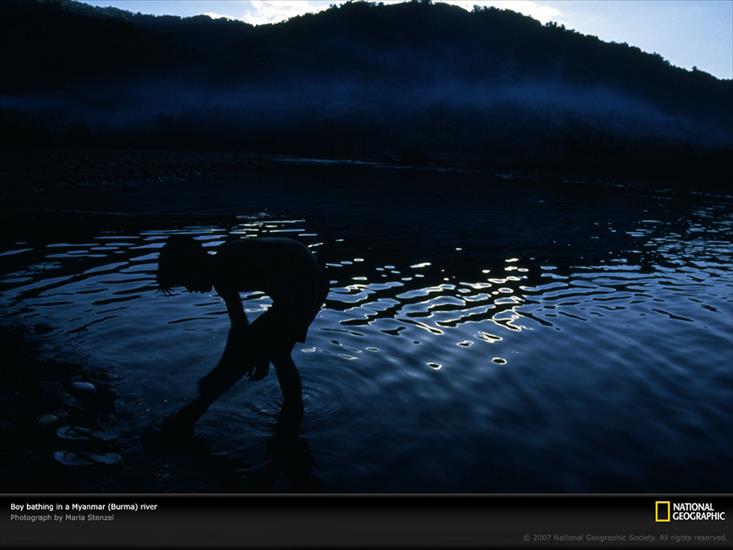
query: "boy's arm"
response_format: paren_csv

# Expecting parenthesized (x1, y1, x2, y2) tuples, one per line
(195, 287, 260, 397)
(197, 287, 249, 393)
(218, 288, 248, 332)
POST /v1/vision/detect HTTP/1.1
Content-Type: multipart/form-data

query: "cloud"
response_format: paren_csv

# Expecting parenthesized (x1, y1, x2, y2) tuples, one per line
(216, 0, 563, 26)
(239, 1, 332, 25)
(203, 11, 235, 20)
(441, 1, 563, 24)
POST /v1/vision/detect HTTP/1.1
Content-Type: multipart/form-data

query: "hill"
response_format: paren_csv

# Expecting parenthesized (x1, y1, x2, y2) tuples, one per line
(1, 0, 731, 180)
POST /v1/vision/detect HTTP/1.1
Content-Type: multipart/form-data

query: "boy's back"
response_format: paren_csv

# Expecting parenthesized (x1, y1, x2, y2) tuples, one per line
(213, 237, 323, 304)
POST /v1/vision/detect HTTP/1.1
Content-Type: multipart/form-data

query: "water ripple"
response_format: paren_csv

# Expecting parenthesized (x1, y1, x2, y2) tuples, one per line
(1, 195, 732, 491)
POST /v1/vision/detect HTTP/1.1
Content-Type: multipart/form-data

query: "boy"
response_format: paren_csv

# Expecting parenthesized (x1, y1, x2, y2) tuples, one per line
(154, 235, 329, 436)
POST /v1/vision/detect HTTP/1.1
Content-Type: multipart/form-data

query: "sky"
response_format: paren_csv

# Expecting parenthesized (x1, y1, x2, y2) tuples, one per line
(81, 0, 733, 79)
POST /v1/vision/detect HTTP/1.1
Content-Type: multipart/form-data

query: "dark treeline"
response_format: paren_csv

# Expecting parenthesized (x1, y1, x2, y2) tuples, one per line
(1, 0, 732, 181)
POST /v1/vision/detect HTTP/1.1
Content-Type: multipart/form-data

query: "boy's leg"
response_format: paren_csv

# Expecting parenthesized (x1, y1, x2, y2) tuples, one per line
(161, 354, 242, 431)
(163, 317, 271, 432)
(166, 344, 299, 434)
(272, 346, 302, 410)
(270, 291, 326, 430)
(196, 325, 261, 396)
(272, 343, 304, 434)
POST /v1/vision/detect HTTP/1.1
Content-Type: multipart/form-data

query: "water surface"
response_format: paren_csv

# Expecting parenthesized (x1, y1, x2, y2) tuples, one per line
(2, 169, 732, 491)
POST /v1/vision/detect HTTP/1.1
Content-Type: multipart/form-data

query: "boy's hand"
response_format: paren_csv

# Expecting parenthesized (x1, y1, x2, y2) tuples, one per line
(242, 322, 271, 381)
(248, 356, 270, 381)
(243, 337, 270, 380)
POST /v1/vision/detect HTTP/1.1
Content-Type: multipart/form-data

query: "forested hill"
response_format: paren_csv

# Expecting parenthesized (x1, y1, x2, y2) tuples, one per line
(2, 0, 731, 176)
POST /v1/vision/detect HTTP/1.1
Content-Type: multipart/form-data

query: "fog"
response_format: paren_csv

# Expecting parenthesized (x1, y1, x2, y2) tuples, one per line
(3, 76, 730, 153)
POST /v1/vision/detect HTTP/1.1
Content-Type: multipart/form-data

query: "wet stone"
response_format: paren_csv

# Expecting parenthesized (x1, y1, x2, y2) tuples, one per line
(70, 381, 97, 396)
(36, 413, 59, 425)
(61, 391, 82, 412)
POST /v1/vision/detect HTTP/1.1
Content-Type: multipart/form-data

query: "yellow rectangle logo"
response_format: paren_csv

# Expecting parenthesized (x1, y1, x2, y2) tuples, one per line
(655, 501, 671, 522)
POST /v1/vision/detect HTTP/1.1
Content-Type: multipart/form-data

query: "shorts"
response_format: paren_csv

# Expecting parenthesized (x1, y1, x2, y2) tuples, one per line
(255, 269, 329, 346)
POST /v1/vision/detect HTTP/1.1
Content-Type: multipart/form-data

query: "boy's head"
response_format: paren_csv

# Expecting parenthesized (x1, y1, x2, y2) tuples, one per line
(157, 235, 212, 294)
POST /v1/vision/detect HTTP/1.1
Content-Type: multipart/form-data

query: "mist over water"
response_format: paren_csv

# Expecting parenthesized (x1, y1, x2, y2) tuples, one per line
(3, 78, 730, 147)
(1, 168, 732, 491)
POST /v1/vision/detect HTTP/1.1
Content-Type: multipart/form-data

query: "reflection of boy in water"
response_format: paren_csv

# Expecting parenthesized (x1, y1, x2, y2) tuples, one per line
(155, 236, 329, 435)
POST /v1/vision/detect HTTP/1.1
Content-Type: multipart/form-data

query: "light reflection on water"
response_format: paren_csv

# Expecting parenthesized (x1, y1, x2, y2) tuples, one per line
(1, 193, 732, 491)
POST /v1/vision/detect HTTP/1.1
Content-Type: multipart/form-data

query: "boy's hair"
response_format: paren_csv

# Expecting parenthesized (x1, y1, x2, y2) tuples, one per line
(157, 235, 207, 295)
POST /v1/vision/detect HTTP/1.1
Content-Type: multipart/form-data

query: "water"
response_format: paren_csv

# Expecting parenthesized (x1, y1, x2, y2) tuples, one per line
(1, 167, 732, 491)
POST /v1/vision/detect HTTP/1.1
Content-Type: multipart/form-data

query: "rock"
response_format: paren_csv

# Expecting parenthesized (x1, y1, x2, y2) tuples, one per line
(56, 425, 120, 442)
(70, 381, 97, 397)
(36, 413, 59, 425)
(60, 391, 82, 412)
(53, 450, 122, 466)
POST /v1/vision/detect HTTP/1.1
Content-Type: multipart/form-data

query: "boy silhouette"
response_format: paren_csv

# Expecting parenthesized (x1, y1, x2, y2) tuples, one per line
(153, 235, 329, 437)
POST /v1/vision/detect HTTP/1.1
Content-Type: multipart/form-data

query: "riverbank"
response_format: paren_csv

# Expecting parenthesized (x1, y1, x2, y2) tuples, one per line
(0, 325, 322, 492)
(4, 146, 729, 254)
(0, 326, 120, 491)
(2, 147, 730, 208)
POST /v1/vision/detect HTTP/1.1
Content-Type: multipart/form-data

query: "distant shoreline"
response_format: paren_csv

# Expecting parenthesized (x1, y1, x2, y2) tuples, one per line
(2, 146, 730, 198)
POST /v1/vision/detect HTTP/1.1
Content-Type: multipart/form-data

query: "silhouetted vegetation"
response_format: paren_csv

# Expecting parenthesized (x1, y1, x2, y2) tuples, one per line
(1, 0, 731, 182)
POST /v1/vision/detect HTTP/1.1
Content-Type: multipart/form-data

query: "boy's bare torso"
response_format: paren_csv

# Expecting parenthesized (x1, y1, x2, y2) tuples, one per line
(212, 237, 322, 304)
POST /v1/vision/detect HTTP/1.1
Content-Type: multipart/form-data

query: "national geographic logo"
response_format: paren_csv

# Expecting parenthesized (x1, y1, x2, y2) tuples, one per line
(655, 501, 726, 522)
